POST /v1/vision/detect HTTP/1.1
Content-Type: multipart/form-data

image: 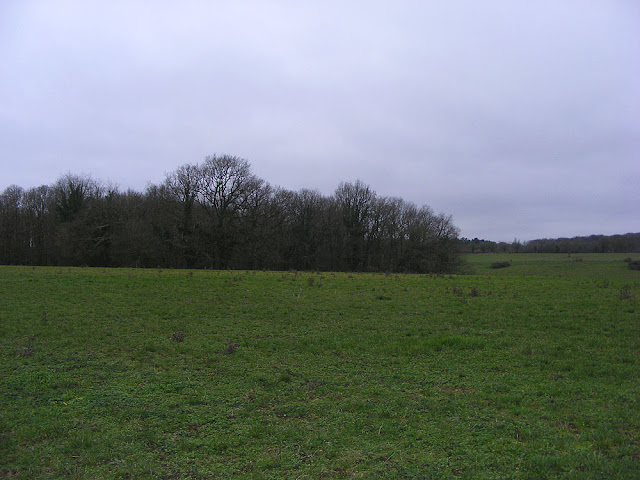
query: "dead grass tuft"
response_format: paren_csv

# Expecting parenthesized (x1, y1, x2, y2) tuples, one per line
(223, 340, 238, 354)
(170, 330, 185, 342)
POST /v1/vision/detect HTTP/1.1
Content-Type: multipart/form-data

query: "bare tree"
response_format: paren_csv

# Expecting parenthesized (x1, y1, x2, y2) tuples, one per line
(0, 185, 25, 264)
(21, 185, 54, 265)
(51, 174, 106, 265)
(164, 163, 201, 267)
(334, 180, 376, 270)
(280, 188, 327, 270)
(195, 154, 262, 268)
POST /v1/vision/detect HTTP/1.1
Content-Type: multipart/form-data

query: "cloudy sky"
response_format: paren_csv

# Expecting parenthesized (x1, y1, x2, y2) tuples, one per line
(1, 1, 638, 241)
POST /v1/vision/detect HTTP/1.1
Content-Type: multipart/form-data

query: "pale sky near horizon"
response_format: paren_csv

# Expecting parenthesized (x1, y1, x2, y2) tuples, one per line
(1, 1, 638, 242)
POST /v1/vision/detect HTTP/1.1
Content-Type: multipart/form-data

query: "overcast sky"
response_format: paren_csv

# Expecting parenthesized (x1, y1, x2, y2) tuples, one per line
(1, 1, 638, 242)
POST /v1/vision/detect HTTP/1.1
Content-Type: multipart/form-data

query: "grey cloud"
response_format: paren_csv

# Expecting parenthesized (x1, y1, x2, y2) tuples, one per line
(1, 0, 638, 241)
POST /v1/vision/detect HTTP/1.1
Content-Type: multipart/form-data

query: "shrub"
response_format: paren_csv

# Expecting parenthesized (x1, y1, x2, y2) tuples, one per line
(490, 261, 510, 269)
(623, 257, 632, 263)
(628, 260, 640, 271)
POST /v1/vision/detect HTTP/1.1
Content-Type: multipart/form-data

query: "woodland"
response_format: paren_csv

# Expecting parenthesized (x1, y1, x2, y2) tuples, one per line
(0, 155, 460, 272)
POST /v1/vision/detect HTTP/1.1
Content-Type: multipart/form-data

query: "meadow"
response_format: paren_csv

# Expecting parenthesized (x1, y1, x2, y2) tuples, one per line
(1, 254, 639, 478)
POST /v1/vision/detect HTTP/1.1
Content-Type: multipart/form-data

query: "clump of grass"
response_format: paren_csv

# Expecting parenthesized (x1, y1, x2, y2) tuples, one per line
(427, 335, 485, 351)
(573, 257, 583, 262)
(491, 261, 511, 269)
(469, 286, 480, 297)
(451, 286, 463, 296)
(620, 284, 632, 300)
(305, 379, 322, 390)
(223, 340, 238, 354)
(623, 257, 632, 263)
(521, 344, 533, 356)
(16, 347, 33, 357)
(170, 330, 185, 342)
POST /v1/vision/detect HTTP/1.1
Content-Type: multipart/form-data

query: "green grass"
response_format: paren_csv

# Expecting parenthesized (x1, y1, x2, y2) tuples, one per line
(463, 253, 640, 279)
(1, 257, 639, 478)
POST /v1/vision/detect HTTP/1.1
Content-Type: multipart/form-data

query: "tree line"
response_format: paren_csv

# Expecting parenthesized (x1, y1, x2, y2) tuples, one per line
(459, 233, 640, 254)
(0, 154, 461, 272)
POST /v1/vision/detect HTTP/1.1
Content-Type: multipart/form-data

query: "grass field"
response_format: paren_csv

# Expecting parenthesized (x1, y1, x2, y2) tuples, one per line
(1, 254, 639, 478)
(462, 253, 639, 279)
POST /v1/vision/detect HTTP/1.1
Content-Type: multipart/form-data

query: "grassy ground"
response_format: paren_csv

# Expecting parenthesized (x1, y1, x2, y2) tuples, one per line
(1, 256, 639, 478)
(462, 253, 639, 279)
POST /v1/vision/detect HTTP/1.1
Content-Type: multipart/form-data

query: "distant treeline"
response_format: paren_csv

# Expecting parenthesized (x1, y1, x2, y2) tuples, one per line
(0, 154, 461, 272)
(460, 233, 640, 254)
